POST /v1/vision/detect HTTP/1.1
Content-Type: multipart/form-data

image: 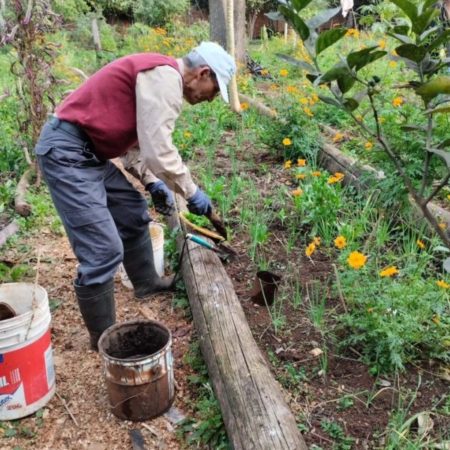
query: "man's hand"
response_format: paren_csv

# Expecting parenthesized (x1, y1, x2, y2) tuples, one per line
(146, 181, 175, 216)
(187, 187, 212, 216)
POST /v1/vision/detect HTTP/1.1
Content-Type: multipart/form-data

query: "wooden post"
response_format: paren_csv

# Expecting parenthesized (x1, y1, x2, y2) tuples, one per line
(226, 0, 241, 112)
(91, 18, 102, 52)
(168, 197, 307, 450)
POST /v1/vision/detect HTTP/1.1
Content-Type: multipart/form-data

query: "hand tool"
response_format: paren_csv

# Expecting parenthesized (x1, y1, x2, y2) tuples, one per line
(186, 233, 237, 261)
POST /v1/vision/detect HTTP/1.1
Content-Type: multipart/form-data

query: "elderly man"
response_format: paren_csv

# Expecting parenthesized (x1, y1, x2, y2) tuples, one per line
(34, 42, 236, 349)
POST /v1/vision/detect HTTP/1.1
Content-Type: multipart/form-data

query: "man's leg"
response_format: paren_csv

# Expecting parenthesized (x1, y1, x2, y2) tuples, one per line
(103, 164, 174, 300)
(35, 124, 121, 348)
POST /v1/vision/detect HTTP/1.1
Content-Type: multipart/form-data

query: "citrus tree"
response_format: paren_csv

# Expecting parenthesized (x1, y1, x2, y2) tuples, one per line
(278, 0, 450, 263)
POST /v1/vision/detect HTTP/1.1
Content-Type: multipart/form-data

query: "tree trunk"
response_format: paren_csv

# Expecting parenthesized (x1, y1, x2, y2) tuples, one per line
(247, 11, 259, 40)
(168, 197, 308, 450)
(209, 0, 246, 63)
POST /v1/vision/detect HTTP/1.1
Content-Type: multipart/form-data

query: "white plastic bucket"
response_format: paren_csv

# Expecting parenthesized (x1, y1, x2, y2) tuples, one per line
(0, 283, 55, 420)
(119, 222, 165, 289)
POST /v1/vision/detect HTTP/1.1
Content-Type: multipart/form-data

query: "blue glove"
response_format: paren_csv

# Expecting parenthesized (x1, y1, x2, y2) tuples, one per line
(146, 181, 175, 216)
(187, 187, 212, 216)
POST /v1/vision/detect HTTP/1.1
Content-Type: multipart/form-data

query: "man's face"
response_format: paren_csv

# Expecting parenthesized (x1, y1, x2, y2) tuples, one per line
(183, 67, 220, 105)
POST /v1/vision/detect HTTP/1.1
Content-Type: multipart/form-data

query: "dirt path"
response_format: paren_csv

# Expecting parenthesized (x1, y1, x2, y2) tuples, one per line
(1, 227, 194, 450)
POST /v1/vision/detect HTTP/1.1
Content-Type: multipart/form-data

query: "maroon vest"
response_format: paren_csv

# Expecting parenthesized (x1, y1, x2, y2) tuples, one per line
(56, 54, 180, 159)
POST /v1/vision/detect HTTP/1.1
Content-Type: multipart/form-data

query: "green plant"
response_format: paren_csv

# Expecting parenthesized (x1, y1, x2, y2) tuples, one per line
(278, 0, 450, 263)
(337, 395, 354, 411)
(133, 0, 189, 27)
(320, 419, 355, 450)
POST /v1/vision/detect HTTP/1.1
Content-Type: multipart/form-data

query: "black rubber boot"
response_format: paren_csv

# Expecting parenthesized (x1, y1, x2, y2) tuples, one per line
(74, 279, 116, 350)
(122, 229, 175, 300)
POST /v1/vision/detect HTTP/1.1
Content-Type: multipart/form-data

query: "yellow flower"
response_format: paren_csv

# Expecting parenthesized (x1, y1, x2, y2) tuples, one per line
(284, 160, 292, 169)
(346, 28, 360, 38)
(379, 266, 399, 277)
(183, 131, 192, 138)
(365, 141, 373, 150)
(286, 85, 298, 94)
(269, 83, 278, 90)
(417, 239, 425, 249)
(283, 137, 292, 146)
(279, 69, 289, 77)
(240, 102, 249, 111)
(328, 172, 345, 184)
(313, 237, 321, 246)
(347, 251, 367, 269)
(292, 188, 303, 197)
(333, 132, 345, 143)
(310, 93, 319, 105)
(261, 69, 269, 76)
(296, 173, 306, 180)
(297, 159, 307, 167)
(299, 97, 309, 105)
(389, 60, 397, 68)
(378, 39, 386, 50)
(312, 171, 321, 177)
(439, 222, 447, 230)
(305, 242, 316, 257)
(392, 96, 404, 107)
(334, 235, 347, 249)
(303, 107, 314, 117)
(436, 280, 450, 289)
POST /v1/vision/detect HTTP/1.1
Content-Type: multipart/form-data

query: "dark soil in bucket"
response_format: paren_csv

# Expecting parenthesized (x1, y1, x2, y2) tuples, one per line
(104, 323, 169, 360)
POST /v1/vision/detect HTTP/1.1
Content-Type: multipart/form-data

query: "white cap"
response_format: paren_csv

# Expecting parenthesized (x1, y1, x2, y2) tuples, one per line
(192, 41, 236, 103)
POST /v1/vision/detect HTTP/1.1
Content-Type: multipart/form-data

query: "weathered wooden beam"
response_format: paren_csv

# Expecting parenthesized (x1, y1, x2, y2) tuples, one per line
(168, 197, 307, 450)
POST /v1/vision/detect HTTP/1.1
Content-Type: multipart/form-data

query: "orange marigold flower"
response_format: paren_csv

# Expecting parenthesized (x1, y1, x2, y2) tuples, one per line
(305, 242, 316, 257)
(183, 131, 192, 138)
(240, 102, 249, 111)
(312, 171, 321, 177)
(365, 141, 373, 150)
(436, 280, 450, 289)
(303, 107, 314, 117)
(297, 159, 307, 167)
(296, 173, 306, 180)
(299, 97, 309, 105)
(279, 69, 289, 77)
(333, 132, 345, 143)
(292, 188, 303, 197)
(286, 85, 298, 93)
(439, 222, 447, 230)
(283, 137, 292, 146)
(392, 96, 404, 107)
(334, 235, 347, 249)
(328, 172, 345, 184)
(284, 160, 292, 169)
(346, 28, 360, 38)
(417, 239, 425, 249)
(389, 60, 397, 68)
(313, 237, 321, 246)
(261, 69, 269, 76)
(378, 39, 386, 49)
(347, 251, 367, 269)
(379, 266, 399, 277)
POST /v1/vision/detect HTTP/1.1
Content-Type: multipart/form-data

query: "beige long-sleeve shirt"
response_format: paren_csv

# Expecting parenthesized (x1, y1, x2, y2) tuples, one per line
(121, 63, 197, 199)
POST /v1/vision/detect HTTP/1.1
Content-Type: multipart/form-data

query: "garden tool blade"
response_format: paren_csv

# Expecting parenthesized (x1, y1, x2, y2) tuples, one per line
(206, 210, 228, 241)
(186, 233, 234, 262)
(179, 212, 225, 242)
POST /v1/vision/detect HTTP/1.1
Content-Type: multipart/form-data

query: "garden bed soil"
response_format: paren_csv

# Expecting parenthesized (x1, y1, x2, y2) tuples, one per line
(1, 135, 449, 449)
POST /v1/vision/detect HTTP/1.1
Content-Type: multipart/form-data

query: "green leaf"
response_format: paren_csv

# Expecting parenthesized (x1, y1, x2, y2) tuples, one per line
(416, 76, 450, 101)
(316, 28, 347, 55)
(393, 24, 410, 35)
(390, 0, 418, 22)
(422, 0, 439, 10)
(427, 29, 450, 52)
(290, 0, 314, 12)
(279, 5, 310, 40)
(318, 95, 342, 108)
(387, 32, 413, 44)
(443, 257, 450, 273)
(342, 98, 359, 111)
(306, 73, 319, 83)
(4, 428, 17, 438)
(429, 148, 450, 168)
(275, 53, 317, 72)
(338, 75, 356, 94)
(307, 7, 341, 29)
(395, 43, 428, 63)
(437, 138, 450, 149)
(413, 8, 439, 35)
(400, 125, 427, 131)
(347, 47, 387, 71)
(318, 62, 350, 83)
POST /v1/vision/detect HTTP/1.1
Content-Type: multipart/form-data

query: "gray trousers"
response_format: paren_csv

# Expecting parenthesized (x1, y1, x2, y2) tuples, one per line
(35, 122, 150, 286)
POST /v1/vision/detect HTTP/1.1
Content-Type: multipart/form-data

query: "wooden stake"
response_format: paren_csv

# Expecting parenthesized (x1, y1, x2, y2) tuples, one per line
(56, 392, 79, 427)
